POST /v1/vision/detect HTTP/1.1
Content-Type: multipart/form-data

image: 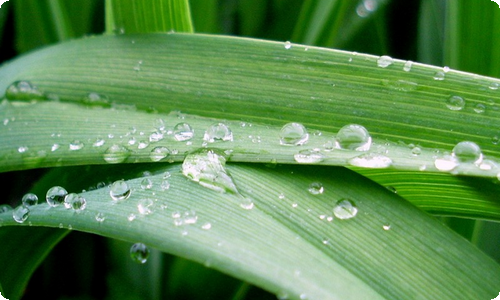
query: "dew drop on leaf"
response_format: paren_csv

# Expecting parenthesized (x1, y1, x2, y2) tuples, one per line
(5, 80, 46, 101)
(0, 204, 13, 214)
(308, 182, 324, 195)
(64, 193, 87, 212)
(203, 123, 233, 143)
(279, 123, 309, 146)
(434, 155, 458, 171)
(377, 55, 393, 68)
(95, 212, 105, 223)
(130, 243, 150, 264)
(46, 186, 68, 207)
(446, 95, 465, 111)
(335, 124, 372, 151)
(103, 144, 130, 164)
(173, 122, 194, 141)
(433, 71, 445, 81)
(452, 141, 483, 164)
(349, 153, 391, 168)
(150, 146, 170, 162)
(21, 193, 38, 206)
(294, 149, 324, 163)
(109, 180, 131, 201)
(12, 205, 30, 223)
(403, 61, 413, 72)
(137, 198, 154, 215)
(284, 41, 292, 49)
(333, 199, 358, 220)
(141, 178, 153, 190)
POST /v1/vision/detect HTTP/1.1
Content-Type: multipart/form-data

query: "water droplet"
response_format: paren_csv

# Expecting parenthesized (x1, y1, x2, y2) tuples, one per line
(64, 193, 87, 212)
(69, 140, 84, 150)
(333, 199, 358, 220)
(183, 210, 198, 224)
(489, 82, 499, 90)
(82, 92, 110, 107)
(95, 212, 105, 223)
(173, 122, 194, 141)
(149, 146, 170, 162)
(276, 290, 289, 300)
(5, 80, 46, 101)
(446, 95, 465, 111)
(182, 149, 239, 194)
(18, 146, 28, 153)
(141, 178, 153, 189)
(479, 159, 498, 171)
(294, 149, 324, 163)
(349, 153, 392, 168)
(137, 198, 154, 215)
(240, 201, 255, 210)
(160, 180, 170, 191)
(433, 71, 445, 80)
(452, 141, 483, 164)
(203, 123, 233, 143)
(12, 205, 30, 223)
(51, 144, 60, 152)
(0, 204, 13, 214)
(381, 79, 418, 92)
(93, 138, 105, 147)
(280, 123, 309, 146)
(202, 222, 212, 230)
(335, 124, 371, 151)
(138, 140, 149, 149)
(308, 182, 324, 195)
(130, 243, 150, 264)
(411, 146, 421, 156)
(377, 55, 393, 68)
(128, 213, 137, 222)
(403, 61, 413, 72)
(109, 180, 131, 201)
(493, 136, 499, 145)
(383, 224, 391, 231)
(104, 144, 130, 164)
(473, 103, 486, 114)
(434, 155, 458, 171)
(149, 131, 164, 142)
(284, 41, 292, 49)
(46, 186, 68, 207)
(22, 193, 38, 206)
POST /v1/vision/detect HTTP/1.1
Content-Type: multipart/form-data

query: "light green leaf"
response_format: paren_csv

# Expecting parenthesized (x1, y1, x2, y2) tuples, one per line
(1, 163, 499, 300)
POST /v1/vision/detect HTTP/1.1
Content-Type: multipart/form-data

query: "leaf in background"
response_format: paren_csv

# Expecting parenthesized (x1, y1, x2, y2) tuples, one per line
(0, 227, 68, 300)
(189, 0, 220, 34)
(417, 0, 446, 65)
(109, 0, 193, 34)
(1, 163, 499, 300)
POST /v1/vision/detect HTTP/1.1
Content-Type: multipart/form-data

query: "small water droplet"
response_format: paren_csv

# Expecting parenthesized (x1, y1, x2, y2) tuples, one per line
(183, 210, 198, 224)
(294, 149, 324, 163)
(173, 122, 194, 141)
(93, 138, 105, 147)
(64, 193, 87, 212)
(446, 95, 465, 111)
(0, 204, 13, 214)
(403, 61, 413, 72)
(12, 205, 30, 223)
(308, 182, 324, 195)
(95, 212, 105, 223)
(473, 103, 486, 114)
(333, 199, 358, 220)
(452, 141, 483, 164)
(104, 144, 130, 164)
(150, 146, 170, 162)
(411, 146, 421, 156)
(141, 178, 153, 189)
(434, 155, 458, 171)
(22, 193, 38, 206)
(280, 123, 309, 146)
(381, 79, 418, 92)
(433, 71, 445, 80)
(46, 186, 68, 207)
(284, 41, 292, 49)
(130, 243, 150, 264)
(377, 55, 393, 68)
(137, 198, 154, 215)
(335, 124, 371, 151)
(149, 131, 164, 142)
(138, 140, 149, 149)
(51, 144, 60, 152)
(349, 153, 392, 168)
(383, 224, 391, 230)
(322, 238, 330, 245)
(489, 82, 499, 90)
(493, 136, 500, 145)
(109, 180, 131, 201)
(276, 290, 289, 300)
(203, 123, 233, 143)
(240, 201, 255, 210)
(82, 92, 110, 107)
(160, 180, 170, 190)
(182, 149, 239, 194)
(18, 146, 28, 153)
(202, 222, 212, 230)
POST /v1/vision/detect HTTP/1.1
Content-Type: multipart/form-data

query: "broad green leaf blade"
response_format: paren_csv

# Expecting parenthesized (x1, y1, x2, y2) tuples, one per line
(1, 164, 500, 299)
(0, 227, 68, 300)
(109, 0, 193, 34)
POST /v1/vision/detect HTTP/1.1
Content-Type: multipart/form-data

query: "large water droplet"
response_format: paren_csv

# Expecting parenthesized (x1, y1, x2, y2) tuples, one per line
(377, 55, 393, 68)
(6, 80, 46, 101)
(46, 186, 68, 207)
(279, 123, 309, 146)
(182, 149, 238, 194)
(349, 153, 392, 168)
(173, 122, 194, 141)
(109, 180, 131, 201)
(104, 144, 130, 164)
(130, 243, 150, 264)
(333, 199, 358, 220)
(294, 149, 324, 163)
(150, 146, 170, 162)
(22, 193, 38, 206)
(64, 193, 87, 212)
(335, 124, 372, 151)
(452, 141, 483, 164)
(446, 95, 465, 111)
(203, 123, 233, 143)
(12, 205, 30, 223)
(308, 182, 324, 195)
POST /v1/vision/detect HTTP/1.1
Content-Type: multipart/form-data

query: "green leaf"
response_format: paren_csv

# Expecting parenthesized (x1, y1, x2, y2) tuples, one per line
(1, 163, 499, 299)
(109, 0, 193, 34)
(0, 227, 68, 300)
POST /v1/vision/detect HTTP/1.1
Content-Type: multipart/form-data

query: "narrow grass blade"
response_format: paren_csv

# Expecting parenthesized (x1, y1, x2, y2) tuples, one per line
(0, 227, 68, 300)
(110, 0, 193, 34)
(1, 164, 499, 300)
